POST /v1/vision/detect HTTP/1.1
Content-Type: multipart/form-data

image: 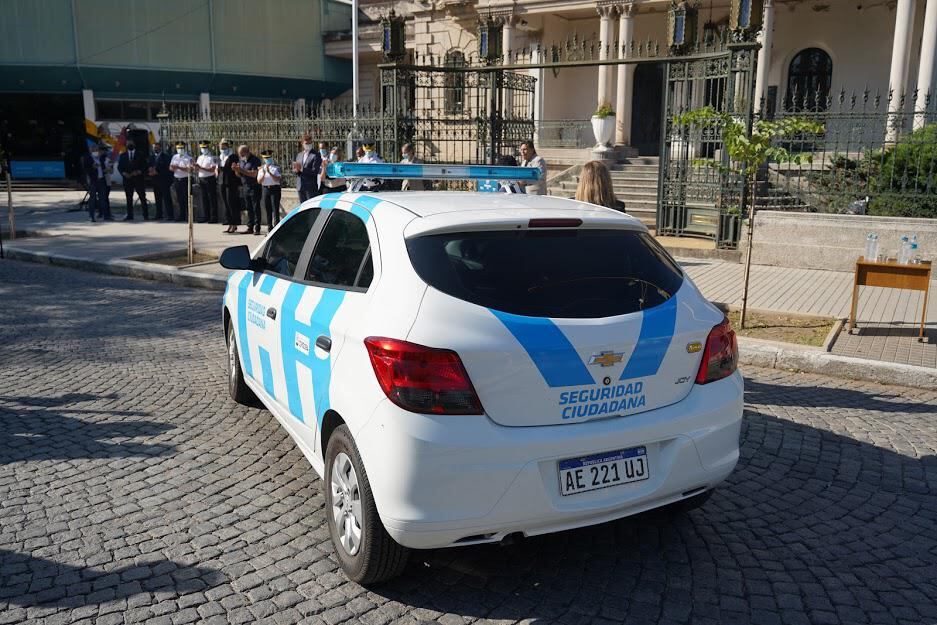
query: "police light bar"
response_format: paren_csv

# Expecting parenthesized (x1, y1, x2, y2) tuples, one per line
(327, 162, 541, 181)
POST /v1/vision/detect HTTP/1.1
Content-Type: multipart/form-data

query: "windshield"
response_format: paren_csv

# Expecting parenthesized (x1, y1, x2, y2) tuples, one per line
(406, 229, 684, 318)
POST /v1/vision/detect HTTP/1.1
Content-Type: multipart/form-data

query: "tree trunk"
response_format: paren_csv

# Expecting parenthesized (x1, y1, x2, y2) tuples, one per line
(739, 175, 757, 329)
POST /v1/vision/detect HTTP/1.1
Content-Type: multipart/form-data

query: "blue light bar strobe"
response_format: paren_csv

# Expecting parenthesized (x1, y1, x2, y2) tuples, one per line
(327, 162, 541, 181)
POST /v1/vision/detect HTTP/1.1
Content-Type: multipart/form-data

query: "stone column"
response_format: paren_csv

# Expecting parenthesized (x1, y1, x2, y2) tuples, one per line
(753, 0, 774, 113)
(199, 92, 211, 121)
(81, 89, 95, 121)
(886, 0, 916, 141)
(915, 0, 937, 128)
(597, 6, 616, 108)
(502, 15, 514, 66)
(615, 4, 635, 145)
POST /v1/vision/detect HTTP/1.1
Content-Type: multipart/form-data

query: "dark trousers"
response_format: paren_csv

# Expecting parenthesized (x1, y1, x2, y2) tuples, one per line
(123, 175, 149, 219)
(198, 176, 219, 223)
(90, 179, 111, 220)
(221, 184, 242, 226)
(173, 178, 190, 222)
(298, 186, 319, 203)
(242, 184, 261, 231)
(153, 179, 172, 219)
(262, 185, 282, 230)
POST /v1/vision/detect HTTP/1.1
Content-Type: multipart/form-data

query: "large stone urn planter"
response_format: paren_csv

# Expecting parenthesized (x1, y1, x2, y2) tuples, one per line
(591, 115, 615, 147)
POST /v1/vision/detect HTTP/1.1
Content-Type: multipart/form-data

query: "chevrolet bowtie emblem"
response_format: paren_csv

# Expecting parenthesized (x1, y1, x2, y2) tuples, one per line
(589, 351, 624, 367)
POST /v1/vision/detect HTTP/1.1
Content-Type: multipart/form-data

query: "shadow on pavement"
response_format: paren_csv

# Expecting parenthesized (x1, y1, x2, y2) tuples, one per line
(0, 394, 174, 464)
(744, 378, 936, 413)
(0, 549, 226, 608)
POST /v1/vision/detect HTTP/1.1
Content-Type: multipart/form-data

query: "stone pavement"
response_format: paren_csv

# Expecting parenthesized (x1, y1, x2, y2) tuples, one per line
(2, 259, 937, 625)
(3, 190, 935, 368)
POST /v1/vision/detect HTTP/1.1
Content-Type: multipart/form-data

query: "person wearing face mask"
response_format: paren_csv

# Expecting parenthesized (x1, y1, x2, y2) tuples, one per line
(194, 140, 220, 224)
(257, 150, 282, 233)
(169, 141, 194, 222)
(233, 145, 262, 235)
(292, 133, 322, 203)
(80, 143, 113, 222)
(399, 143, 426, 191)
(321, 146, 346, 193)
(149, 143, 173, 220)
(117, 138, 150, 220)
(217, 138, 242, 234)
(357, 139, 384, 191)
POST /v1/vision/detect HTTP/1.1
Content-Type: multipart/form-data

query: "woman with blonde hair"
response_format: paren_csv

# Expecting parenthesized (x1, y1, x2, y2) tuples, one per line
(575, 160, 624, 211)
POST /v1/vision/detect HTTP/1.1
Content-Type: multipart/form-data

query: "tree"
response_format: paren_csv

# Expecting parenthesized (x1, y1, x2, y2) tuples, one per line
(674, 107, 825, 328)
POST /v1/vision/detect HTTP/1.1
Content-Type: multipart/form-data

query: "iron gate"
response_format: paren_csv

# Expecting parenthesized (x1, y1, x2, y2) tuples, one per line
(656, 43, 758, 247)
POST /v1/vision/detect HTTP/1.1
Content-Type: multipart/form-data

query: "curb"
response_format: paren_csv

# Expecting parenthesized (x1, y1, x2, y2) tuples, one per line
(737, 336, 937, 389)
(3, 246, 226, 291)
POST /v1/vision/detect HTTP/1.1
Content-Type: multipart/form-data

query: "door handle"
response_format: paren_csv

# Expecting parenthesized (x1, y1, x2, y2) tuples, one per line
(266, 307, 277, 320)
(316, 335, 332, 352)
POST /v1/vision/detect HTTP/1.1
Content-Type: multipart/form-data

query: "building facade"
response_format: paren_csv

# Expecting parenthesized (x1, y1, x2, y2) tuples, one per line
(324, 0, 937, 157)
(1, 0, 352, 178)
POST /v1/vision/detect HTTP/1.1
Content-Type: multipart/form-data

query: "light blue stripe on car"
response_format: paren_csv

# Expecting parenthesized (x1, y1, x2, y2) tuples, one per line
(259, 273, 278, 294)
(619, 296, 678, 380)
(236, 272, 254, 378)
(489, 309, 595, 388)
(258, 347, 275, 398)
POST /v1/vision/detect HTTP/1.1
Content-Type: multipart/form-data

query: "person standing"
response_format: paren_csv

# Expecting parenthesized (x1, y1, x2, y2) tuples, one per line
(217, 138, 241, 234)
(234, 145, 262, 235)
(575, 160, 624, 211)
(357, 139, 385, 192)
(518, 140, 548, 196)
(169, 141, 194, 222)
(80, 144, 113, 221)
(321, 146, 346, 194)
(194, 140, 220, 223)
(497, 154, 525, 193)
(117, 138, 150, 220)
(258, 149, 282, 234)
(150, 143, 173, 220)
(292, 134, 322, 203)
(399, 143, 426, 191)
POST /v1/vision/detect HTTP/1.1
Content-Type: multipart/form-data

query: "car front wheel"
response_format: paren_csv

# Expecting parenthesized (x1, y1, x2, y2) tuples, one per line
(325, 425, 409, 584)
(227, 323, 256, 405)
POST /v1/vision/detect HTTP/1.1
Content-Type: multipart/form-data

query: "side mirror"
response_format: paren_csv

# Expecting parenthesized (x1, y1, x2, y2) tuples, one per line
(219, 245, 253, 270)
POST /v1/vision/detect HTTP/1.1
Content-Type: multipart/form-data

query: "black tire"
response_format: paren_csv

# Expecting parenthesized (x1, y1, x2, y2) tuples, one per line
(325, 425, 409, 584)
(226, 322, 256, 405)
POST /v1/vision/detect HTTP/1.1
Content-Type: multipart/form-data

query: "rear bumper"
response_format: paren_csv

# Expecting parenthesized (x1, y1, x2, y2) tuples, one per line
(354, 371, 743, 549)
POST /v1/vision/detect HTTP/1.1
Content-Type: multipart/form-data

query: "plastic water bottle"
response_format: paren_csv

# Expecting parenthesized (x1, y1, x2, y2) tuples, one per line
(910, 242, 919, 263)
(864, 233, 876, 260)
(898, 235, 910, 264)
(870, 234, 879, 260)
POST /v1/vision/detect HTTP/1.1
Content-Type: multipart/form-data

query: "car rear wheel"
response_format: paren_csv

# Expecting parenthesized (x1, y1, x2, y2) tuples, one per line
(325, 425, 409, 584)
(227, 323, 256, 405)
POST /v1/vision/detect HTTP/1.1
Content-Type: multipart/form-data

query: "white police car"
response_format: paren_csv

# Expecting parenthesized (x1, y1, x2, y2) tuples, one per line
(219, 163, 742, 584)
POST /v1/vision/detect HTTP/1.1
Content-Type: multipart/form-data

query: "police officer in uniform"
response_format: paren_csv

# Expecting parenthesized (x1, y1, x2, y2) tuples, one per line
(169, 141, 194, 222)
(194, 140, 220, 223)
(233, 145, 263, 235)
(357, 138, 384, 192)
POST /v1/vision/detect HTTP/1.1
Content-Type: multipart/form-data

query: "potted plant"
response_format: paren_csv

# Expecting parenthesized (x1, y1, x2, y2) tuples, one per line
(591, 103, 616, 147)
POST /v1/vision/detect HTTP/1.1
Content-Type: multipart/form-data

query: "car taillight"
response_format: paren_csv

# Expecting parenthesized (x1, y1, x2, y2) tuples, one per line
(364, 337, 484, 415)
(695, 318, 739, 384)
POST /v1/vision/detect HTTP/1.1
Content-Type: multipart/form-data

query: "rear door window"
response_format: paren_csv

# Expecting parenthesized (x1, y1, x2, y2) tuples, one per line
(406, 229, 683, 318)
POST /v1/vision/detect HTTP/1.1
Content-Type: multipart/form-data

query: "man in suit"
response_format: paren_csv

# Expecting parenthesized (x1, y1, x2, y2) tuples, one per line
(117, 139, 150, 220)
(80, 144, 113, 222)
(150, 143, 173, 220)
(291, 133, 322, 202)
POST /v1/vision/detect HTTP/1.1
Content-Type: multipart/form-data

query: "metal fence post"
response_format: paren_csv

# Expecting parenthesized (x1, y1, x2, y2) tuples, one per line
(187, 172, 194, 265)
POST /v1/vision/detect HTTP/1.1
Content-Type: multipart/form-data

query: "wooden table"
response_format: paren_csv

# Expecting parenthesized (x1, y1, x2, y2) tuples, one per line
(849, 257, 932, 341)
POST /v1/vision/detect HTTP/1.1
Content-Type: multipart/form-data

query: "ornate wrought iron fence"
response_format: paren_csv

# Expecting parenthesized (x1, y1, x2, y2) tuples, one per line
(759, 88, 937, 218)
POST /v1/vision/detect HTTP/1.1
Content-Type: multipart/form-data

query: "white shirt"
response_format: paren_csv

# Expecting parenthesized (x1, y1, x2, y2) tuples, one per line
(258, 163, 282, 187)
(196, 153, 219, 178)
(521, 154, 547, 195)
(171, 153, 193, 178)
(357, 152, 384, 189)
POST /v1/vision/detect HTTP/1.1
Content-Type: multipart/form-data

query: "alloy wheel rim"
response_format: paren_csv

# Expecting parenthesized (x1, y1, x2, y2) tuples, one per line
(330, 452, 363, 556)
(228, 334, 238, 382)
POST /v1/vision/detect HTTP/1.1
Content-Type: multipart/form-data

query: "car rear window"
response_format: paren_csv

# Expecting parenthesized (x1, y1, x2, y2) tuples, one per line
(406, 229, 684, 318)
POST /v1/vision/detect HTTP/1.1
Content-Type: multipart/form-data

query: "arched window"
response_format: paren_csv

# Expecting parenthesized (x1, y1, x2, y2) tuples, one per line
(444, 50, 466, 114)
(785, 48, 833, 111)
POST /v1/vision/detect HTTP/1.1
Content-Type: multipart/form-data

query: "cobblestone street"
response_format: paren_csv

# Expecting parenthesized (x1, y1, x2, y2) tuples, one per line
(1, 260, 936, 625)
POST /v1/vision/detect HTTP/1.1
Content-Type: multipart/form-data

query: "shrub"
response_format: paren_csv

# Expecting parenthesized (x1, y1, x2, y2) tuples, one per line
(593, 103, 615, 118)
(867, 123, 937, 218)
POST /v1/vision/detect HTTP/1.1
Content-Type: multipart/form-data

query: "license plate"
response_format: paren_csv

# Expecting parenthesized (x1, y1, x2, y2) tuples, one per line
(558, 446, 649, 496)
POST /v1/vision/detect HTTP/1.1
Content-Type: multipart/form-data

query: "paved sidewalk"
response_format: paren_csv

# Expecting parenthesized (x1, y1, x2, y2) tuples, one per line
(4, 190, 935, 369)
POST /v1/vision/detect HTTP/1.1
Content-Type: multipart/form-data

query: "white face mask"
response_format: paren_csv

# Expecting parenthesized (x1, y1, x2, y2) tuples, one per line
(303, 143, 313, 151)
(91, 151, 100, 158)
(176, 148, 185, 155)
(220, 147, 229, 155)
(200, 148, 210, 155)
